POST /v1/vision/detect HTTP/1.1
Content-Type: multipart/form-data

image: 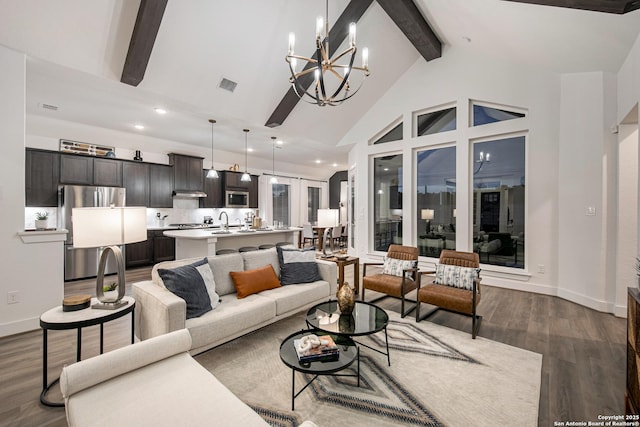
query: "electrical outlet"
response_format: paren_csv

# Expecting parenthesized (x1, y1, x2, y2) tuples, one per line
(7, 291, 19, 304)
(537, 264, 545, 274)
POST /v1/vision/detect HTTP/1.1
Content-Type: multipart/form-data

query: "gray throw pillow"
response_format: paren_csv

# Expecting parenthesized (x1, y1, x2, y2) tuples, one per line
(158, 258, 213, 319)
(276, 246, 322, 285)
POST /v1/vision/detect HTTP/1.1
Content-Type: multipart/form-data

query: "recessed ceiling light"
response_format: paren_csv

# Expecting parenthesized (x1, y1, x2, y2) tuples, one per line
(248, 148, 254, 153)
(332, 163, 338, 167)
(315, 160, 321, 164)
(154, 108, 167, 114)
(276, 140, 283, 145)
(134, 124, 145, 130)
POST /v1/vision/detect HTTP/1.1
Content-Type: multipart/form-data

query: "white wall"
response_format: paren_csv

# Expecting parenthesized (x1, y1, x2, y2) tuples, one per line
(0, 45, 63, 336)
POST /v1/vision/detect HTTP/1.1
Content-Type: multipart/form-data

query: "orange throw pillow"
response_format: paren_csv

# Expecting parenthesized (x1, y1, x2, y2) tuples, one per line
(230, 264, 281, 299)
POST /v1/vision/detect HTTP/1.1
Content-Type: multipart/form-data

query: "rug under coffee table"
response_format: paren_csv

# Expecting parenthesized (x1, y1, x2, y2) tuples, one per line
(305, 300, 391, 366)
(279, 330, 359, 410)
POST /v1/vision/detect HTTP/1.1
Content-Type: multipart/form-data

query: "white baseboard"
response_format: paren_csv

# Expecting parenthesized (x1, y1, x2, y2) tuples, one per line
(0, 316, 39, 338)
(556, 288, 615, 314)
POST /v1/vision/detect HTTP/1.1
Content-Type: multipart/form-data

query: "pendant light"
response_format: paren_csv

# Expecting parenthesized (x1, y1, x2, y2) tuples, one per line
(241, 129, 251, 182)
(206, 119, 219, 179)
(270, 136, 278, 184)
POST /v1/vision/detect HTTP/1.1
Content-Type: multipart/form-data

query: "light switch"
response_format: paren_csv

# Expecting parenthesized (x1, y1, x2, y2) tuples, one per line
(586, 207, 596, 216)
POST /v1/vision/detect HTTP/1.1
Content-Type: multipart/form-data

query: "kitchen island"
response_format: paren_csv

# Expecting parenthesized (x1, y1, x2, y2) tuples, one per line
(163, 227, 302, 259)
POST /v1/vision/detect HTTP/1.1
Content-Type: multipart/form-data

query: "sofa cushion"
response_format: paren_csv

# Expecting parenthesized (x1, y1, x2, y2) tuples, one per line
(208, 252, 245, 296)
(382, 257, 417, 277)
(157, 258, 214, 319)
(230, 265, 281, 299)
(434, 264, 480, 290)
(242, 248, 280, 278)
(260, 281, 330, 315)
(186, 293, 276, 350)
(276, 246, 323, 285)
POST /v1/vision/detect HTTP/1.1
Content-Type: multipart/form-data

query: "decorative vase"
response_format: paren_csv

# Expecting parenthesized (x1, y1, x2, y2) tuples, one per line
(336, 282, 355, 314)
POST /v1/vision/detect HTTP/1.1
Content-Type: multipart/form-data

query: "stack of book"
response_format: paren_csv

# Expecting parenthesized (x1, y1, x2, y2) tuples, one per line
(294, 335, 339, 363)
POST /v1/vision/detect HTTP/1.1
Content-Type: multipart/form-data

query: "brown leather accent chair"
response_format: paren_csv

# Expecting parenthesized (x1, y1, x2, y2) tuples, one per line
(416, 249, 482, 338)
(362, 245, 419, 318)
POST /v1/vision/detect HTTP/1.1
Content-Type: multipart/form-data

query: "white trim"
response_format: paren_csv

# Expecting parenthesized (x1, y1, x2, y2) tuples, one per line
(0, 316, 39, 337)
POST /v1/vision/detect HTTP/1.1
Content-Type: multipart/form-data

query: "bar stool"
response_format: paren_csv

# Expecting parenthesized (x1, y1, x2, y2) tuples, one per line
(258, 244, 275, 250)
(216, 249, 238, 255)
(276, 241, 293, 247)
(238, 246, 259, 252)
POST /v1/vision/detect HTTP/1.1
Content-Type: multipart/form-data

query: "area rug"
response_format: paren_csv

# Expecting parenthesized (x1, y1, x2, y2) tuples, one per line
(195, 311, 542, 427)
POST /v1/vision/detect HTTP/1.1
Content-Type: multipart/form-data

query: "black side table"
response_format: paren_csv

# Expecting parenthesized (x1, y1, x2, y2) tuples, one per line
(279, 330, 359, 410)
(39, 296, 135, 407)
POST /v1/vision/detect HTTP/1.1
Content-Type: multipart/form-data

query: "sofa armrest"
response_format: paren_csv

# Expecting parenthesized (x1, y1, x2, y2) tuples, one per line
(315, 259, 338, 296)
(61, 329, 192, 398)
(132, 281, 186, 341)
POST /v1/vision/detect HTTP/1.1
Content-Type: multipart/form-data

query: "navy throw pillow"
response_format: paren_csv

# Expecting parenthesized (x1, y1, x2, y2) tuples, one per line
(276, 246, 322, 285)
(158, 258, 212, 319)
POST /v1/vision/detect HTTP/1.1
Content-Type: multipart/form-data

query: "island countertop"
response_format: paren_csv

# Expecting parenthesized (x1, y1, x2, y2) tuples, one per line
(164, 227, 302, 258)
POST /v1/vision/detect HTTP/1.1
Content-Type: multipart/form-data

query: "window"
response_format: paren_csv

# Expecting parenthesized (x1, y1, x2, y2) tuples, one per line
(415, 107, 456, 136)
(272, 183, 290, 227)
(416, 146, 456, 258)
(373, 154, 403, 251)
(307, 187, 320, 224)
(472, 136, 525, 268)
(372, 122, 403, 145)
(472, 103, 525, 126)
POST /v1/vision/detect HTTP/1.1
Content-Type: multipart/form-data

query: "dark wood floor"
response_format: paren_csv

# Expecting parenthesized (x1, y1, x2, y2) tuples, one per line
(0, 266, 626, 427)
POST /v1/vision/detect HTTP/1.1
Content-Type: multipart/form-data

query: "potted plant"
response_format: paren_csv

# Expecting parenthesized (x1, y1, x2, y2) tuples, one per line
(103, 282, 118, 301)
(35, 211, 48, 230)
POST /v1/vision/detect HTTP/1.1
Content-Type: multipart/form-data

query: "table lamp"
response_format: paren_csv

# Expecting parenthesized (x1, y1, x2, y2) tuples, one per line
(421, 209, 434, 234)
(317, 208, 339, 256)
(72, 206, 147, 309)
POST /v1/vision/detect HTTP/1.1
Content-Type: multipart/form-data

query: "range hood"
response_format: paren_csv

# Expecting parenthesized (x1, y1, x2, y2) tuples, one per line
(172, 190, 207, 198)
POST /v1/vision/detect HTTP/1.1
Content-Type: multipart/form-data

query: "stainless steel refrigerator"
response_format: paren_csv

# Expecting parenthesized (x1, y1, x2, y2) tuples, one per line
(58, 185, 126, 281)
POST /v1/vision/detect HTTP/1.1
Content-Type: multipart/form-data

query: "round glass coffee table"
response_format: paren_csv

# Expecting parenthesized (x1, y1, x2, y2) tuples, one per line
(280, 330, 359, 410)
(305, 300, 390, 366)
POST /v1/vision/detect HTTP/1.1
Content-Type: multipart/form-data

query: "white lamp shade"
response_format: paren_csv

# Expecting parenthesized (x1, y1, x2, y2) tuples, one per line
(421, 209, 434, 220)
(317, 209, 339, 228)
(72, 207, 147, 248)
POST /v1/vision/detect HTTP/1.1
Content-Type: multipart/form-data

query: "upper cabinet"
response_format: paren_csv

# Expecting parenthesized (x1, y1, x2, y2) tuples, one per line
(26, 149, 59, 207)
(60, 154, 122, 187)
(169, 154, 203, 191)
(200, 170, 223, 208)
(122, 162, 149, 207)
(221, 171, 259, 208)
(149, 164, 174, 208)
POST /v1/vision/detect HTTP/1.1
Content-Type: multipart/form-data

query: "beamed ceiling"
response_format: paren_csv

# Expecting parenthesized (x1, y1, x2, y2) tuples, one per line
(1, 0, 638, 179)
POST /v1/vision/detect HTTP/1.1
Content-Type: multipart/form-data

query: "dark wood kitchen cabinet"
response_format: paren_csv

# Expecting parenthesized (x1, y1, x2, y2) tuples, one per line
(125, 232, 154, 268)
(26, 149, 59, 207)
(122, 162, 149, 207)
(223, 170, 249, 190)
(200, 169, 223, 208)
(60, 154, 122, 187)
(169, 154, 203, 191)
(125, 230, 175, 268)
(93, 158, 122, 187)
(149, 164, 173, 208)
(248, 178, 258, 208)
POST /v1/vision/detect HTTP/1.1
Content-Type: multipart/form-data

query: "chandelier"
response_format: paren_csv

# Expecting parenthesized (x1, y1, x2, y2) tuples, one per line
(286, 0, 369, 106)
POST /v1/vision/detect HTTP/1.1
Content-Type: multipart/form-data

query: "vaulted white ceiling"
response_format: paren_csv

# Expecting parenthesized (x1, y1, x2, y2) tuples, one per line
(1, 0, 639, 177)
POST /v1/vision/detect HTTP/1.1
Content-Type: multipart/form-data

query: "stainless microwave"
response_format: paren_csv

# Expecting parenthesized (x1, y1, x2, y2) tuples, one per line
(226, 190, 249, 208)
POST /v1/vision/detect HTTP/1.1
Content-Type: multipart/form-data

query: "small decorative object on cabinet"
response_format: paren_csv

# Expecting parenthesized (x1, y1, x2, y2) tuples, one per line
(627, 287, 640, 415)
(35, 211, 49, 230)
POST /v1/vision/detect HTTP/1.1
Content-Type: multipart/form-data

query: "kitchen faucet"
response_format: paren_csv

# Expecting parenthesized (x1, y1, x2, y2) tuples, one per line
(218, 211, 229, 231)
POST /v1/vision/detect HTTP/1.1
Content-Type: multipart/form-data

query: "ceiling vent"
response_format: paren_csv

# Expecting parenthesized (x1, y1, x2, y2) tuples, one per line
(41, 103, 59, 111)
(218, 78, 238, 93)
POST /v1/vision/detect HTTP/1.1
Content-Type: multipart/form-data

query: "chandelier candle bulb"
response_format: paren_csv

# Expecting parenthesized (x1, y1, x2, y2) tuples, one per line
(349, 23, 356, 47)
(362, 47, 369, 69)
(316, 16, 323, 39)
(288, 33, 295, 55)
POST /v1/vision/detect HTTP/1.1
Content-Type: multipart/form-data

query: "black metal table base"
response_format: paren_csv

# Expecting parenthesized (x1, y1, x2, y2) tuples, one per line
(353, 326, 390, 366)
(290, 347, 360, 410)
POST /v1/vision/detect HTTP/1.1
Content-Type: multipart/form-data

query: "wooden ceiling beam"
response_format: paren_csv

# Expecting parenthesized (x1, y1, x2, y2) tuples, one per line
(265, 0, 374, 128)
(502, 0, 640, 14)
(121, 0, 168, 87)
(376, 0, 442, 61)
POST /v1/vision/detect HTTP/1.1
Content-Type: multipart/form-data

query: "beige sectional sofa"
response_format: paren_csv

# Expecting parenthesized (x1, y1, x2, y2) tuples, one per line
(133, 247, 337, 355)
(61, 329, 318, 427)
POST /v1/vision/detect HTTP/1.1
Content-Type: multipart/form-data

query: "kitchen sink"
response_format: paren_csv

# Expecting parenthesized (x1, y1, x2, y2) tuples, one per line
(236, 229, 256, 233)
(211, 230, 232, 235)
